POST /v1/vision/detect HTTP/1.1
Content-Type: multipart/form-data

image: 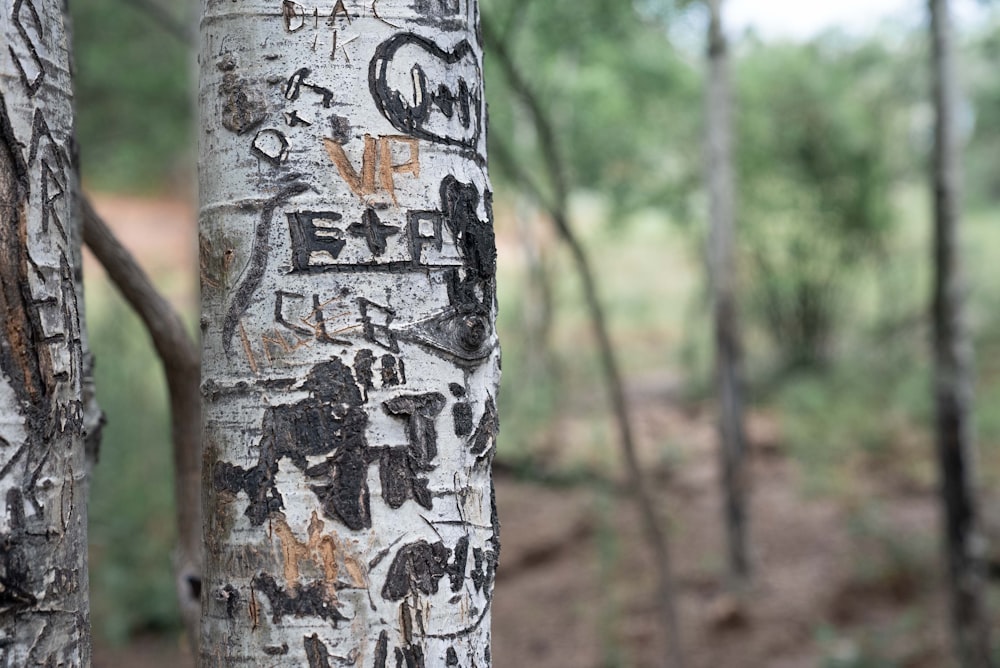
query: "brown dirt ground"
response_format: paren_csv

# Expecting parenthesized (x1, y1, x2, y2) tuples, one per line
(88, 194, 964, 668)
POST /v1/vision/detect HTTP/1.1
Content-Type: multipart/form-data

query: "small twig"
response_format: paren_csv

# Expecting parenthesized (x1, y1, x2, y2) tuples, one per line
(81, 197, 202, 651)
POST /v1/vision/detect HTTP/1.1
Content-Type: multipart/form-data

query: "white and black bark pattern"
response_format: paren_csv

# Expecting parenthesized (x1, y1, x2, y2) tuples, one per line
(0, 0, 91, 664)
(929, 1, 993, 666)
(198, 1, 498, 665)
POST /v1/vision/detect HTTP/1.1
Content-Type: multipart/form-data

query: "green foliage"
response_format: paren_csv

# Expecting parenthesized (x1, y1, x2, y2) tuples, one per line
(482, 0, 701, 218)
(774, 348, 931, 496)
(736, 36, 913, 369)
(70, 0, 193, 192)
(964, 18, 1000, 206)
(845, 506, 934, 600)
(87, 292, 180, 644)
(816, 625, 903, 668)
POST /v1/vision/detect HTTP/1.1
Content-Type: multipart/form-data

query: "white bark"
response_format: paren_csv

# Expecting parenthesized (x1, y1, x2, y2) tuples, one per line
(0, 0, 91, 663)
(198, 1, 499, 665)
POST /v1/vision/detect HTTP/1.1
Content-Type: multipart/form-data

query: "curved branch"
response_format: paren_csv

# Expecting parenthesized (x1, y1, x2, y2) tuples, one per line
(81, 197, 202, 649)
(482, 14, 685, 668)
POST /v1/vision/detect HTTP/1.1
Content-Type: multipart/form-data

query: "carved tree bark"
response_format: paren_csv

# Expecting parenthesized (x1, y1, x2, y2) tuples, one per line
(198, 1, 499, 665)
(705, 0, 749, 587)
(928, 1, 994, 666)
(0, 0, 92, 663)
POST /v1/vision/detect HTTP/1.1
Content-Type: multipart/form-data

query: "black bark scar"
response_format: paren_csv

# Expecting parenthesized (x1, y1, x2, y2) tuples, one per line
(252, 573, 348, 626)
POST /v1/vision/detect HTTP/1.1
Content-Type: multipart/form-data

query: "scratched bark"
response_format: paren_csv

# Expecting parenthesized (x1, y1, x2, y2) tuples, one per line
(0, 0, 91, 664)
(198, 1, 499, 665)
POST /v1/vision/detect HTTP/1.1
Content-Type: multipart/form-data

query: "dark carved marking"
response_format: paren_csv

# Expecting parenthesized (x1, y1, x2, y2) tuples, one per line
(288, 210, 347, 271)
(354, 349, 376, 401)
(395, 646, 426, 668)
(382, 540, 449, 601)
(282, 0, 306, 32)
(414, 0, 460, 14)
(393, 178, 496, 365)
(469, 396, 497, 456)
(359, 298, 399, 353)
(329, 115, 352, 144)
(374, 630, 389, 668)
(222, 584, 240, 620)
(348, 207, 399, 257)
(0, 490, 38, 612)
(470, 548, 485, 592)
(0, 90, 77, 567)
(380, 354, 405, 387)
(449, 536, 470, 592)
(285, 67, 334, 108)
(383, 393, 446, 468)
(11, 0, 45, 96)
(331, 0, 351, 23)
(442, 177, 495, 288)
(369, 33, 482, 157)
(312, 294, 351, 345)
(304, 634, 332, 667)
(382, 538, 470, 604)
(377, 447, 432, 510)
(252, 573, 347, 625)
(452, 402, 472, 437)
(28, 110, 66, 171)
(264, 643, 290, 656)
(251, 129, 290, 165)
(214, 359, 373, 529)
(285, 110, 313, 127)
(275, 290, 314, 336)
(40, 160, 66, 240)
(221, 181, 309, 355)
(406, 210, 443, 265)
(445, 647, 460, 666)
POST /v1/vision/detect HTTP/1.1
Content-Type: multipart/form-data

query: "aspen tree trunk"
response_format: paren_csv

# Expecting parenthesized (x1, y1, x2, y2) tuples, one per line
(705, 0, 749, 587)
(0, 0, 91, 663)
(928, 1, 994, 666)
(198, 1, 499, 665)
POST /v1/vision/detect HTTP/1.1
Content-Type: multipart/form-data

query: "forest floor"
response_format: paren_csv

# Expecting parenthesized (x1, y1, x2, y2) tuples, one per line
(85, 194, 993, 668)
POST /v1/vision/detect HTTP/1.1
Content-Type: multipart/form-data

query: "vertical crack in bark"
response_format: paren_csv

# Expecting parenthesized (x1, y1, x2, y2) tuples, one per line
(0, 92, 50, 415)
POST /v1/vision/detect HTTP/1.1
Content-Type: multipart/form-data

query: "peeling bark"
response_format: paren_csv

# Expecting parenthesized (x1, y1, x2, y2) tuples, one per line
(0, 0, 91, 663)
(198, 1, 499, 665)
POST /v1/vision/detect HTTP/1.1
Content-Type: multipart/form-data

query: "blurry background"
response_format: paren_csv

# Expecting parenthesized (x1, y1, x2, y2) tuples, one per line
(72, 0, 1000, 666)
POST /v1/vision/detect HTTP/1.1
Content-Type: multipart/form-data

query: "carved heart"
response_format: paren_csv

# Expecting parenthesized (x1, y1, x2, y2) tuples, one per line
(369, 33, 483, 155)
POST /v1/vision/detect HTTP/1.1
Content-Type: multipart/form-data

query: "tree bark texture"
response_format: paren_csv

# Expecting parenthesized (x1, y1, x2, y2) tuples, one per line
(928, 1, 993, 666)
(0, 0, 91, 664)
(705, 0, 749, 586)
(198, 1, 499, 665)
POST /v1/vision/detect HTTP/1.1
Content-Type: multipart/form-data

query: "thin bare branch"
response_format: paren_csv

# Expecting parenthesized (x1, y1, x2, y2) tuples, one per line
(483, 14, 685, 668)
(81, 197, 201, 650)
